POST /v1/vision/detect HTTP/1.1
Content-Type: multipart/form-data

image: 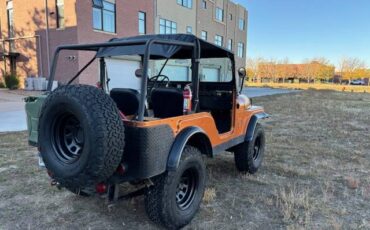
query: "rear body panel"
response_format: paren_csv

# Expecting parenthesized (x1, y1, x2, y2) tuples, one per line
(118, 124, 174, 181)
(123, 106, 264, 151)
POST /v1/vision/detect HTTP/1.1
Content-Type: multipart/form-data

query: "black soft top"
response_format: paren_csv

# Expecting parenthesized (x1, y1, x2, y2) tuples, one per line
(96, 34, 234, 60)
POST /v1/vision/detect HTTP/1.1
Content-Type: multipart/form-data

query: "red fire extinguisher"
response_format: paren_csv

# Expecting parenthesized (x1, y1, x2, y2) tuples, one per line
(183, 84, 192, 114)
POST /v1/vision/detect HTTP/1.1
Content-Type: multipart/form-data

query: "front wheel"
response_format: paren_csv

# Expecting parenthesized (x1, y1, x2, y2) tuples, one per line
(145, 146, 206, 229)
(234, 123, 265, 174)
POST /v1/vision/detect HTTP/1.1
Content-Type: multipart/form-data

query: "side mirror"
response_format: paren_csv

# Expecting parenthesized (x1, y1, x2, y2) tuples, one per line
(238, 67, 246, 78)
(238, 67, 247, 94)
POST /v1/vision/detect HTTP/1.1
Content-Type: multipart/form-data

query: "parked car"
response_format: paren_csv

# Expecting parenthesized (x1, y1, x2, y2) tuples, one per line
(25, 34, 269, 229)
(350, 79, 365, 85)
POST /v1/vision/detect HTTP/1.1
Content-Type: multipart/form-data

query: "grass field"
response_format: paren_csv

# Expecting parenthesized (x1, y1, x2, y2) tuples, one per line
(247, 82, 370, 93)
(1, 90, 370, 229)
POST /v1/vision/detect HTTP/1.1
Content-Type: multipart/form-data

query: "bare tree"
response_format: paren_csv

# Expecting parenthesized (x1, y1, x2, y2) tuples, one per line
(246, 57, 264, 82)
(276, 57, 289, 83)
(338, 57, 366, 82)
(312, 57, 334, 82)
(302, 58, 314, 83)
(312, 57, 331, 66)
(267, 58, 278, 82)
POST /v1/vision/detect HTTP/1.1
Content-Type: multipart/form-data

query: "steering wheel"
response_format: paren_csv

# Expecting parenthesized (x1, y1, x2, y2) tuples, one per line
(148, 74, 170, 92)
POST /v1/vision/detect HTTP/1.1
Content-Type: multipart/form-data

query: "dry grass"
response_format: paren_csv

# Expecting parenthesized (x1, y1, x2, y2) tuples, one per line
(247, 82, 370, 93)
(1, 90, 370, 229)
(275, 184, 312, 224)
(203, 187, 217, 203)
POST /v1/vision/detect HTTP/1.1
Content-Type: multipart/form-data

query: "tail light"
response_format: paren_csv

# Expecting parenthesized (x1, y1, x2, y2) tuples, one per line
(116, 164, 126, 175)
(96, 183, 107, 194)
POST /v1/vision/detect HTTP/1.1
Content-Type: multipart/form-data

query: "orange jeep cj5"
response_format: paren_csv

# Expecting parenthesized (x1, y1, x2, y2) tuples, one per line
(25, 34, 269, 229)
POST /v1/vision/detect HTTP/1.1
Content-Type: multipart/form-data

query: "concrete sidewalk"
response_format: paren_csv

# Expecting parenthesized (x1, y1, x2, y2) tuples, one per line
(0, 90, 28, 132)
(243, 87, 299, 98)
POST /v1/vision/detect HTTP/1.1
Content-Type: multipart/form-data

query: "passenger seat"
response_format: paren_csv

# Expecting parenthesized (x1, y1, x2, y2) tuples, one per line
(151, 88, 183, 118)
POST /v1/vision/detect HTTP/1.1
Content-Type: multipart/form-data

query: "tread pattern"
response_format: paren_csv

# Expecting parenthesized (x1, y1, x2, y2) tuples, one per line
(144, 146, 206, 229)
(234, 123, 265, 174)
(39, 85, 125, 188)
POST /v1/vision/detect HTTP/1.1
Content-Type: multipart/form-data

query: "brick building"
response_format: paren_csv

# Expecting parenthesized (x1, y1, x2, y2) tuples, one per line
(0, 0, 247, 87)
(196, 0, 247, 69)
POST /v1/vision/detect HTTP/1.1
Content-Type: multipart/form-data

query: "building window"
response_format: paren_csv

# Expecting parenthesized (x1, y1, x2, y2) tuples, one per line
(186, 26, 192, 34)
(214, 35, 223, 46)
(201, 0, 207, 9)
(6, 1, 14, 50)
(56, 0, 65, 29)
(229, 13, 232, 21)
(239, 18, 245, 30)
(201, 31, 207, 40)
(7, 1, 14, 38)
(237, 42, 244, 57)
(138, 11, 146, 35)
(177, 0, 192, 8)
(215, 7, 223, 22)
(92, 0, 116, 33)
(227, 39, 232, 50)
(159, 18, 177, 34)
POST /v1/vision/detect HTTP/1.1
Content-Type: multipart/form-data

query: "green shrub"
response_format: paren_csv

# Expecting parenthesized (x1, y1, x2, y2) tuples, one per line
(4, 73, 19, 89)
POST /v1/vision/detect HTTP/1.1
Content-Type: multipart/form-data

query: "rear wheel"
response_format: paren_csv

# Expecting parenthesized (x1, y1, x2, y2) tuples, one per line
(38, 85, 125, 190)
(145, 146, 206, 229)
(234, 123, 265, 174)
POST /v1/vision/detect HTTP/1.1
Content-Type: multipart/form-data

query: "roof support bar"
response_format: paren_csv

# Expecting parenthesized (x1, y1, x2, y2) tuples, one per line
(137, 39, 196, 121)
(46, 38, 198, 122)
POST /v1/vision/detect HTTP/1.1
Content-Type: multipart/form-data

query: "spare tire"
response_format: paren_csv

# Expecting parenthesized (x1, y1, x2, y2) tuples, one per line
(38, 85, 125, 189)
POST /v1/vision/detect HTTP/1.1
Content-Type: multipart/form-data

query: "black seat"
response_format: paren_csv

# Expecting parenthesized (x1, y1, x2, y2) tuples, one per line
(110, 88, 140, 116)
(151, 88, 183, 118)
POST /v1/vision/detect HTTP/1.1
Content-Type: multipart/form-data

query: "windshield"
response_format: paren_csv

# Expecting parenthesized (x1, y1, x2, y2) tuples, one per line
(150, 57, 233, 83)
(200, 58, 233, 82)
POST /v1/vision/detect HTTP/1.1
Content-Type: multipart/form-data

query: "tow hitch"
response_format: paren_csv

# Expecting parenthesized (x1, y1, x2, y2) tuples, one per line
(106, 179, 154, 204)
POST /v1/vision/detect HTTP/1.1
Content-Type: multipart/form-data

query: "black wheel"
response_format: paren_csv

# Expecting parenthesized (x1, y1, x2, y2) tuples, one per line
(145, 146, 206, 229)
(234, 123, 265, 174)
(38, 85, 125, 189)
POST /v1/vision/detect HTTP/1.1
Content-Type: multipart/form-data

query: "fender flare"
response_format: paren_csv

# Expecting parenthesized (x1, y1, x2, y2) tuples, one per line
(245, 112, 270, 141)
(167, 126, 209, 171)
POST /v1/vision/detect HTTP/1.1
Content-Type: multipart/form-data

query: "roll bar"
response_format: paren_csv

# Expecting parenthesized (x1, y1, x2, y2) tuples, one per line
(46, 38, 200, 121)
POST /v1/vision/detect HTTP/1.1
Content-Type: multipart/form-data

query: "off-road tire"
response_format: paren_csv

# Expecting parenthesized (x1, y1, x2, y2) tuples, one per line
(38, 85, 125, 189)
(144, 146, 206, 229)
(234, 123, 265, 174)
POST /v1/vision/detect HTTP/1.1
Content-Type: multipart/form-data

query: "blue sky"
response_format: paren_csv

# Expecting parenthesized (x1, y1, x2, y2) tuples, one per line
(234, 0, 370, 67)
